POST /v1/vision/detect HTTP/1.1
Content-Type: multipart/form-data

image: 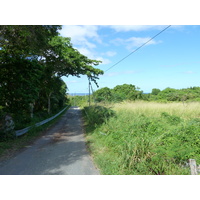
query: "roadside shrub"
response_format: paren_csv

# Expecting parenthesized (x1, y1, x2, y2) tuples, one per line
(83, 106, 115, 126)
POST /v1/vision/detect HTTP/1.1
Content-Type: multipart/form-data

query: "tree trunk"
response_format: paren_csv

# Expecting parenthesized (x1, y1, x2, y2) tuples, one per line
(30, 103, 34, 118)
(47, 92, 52, 114)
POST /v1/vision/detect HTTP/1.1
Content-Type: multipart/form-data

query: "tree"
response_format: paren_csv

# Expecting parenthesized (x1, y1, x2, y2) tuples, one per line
(151, 88, 161, 95)
(0, 26, 103, 121)
(40, 36, 103, 113)
(0, 58, 43, 117)
(93, 87, 112, 102)
(0, 25, 61, 58)
(93, 84, 143, 103)
(46, 36, 103, 83)
(0, 25, 62, 119)
(112, 84, 139, 101)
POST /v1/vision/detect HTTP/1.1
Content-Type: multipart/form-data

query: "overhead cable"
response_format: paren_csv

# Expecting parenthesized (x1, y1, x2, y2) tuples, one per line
(104, 25, 171, 73)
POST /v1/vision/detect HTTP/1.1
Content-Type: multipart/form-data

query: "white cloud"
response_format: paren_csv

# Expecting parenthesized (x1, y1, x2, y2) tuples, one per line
(60, 25, 110, 65)
(96, 57, 111, 65)
(76, 47, 94, 58)
(102, 51, 117, 57)
(109, 25, 166, 32)
(110, 38, 124, 46)
(126, 37, 161, 49)
(109, 25, 184, 32)
(75, 47, 110, 65)
(59, 25, 101, 49)
(111, 37, 161, 50)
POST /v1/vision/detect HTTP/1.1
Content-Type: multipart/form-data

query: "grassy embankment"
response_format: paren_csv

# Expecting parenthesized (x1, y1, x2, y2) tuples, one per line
(83, 101, 200, 175)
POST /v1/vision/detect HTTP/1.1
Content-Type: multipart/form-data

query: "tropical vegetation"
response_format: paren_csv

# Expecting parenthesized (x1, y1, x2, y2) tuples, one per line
(0, 25, 103, 140)
(70, 84, 200, 174)
(83, 101, 200, 175)
(1, 25, 200, 175)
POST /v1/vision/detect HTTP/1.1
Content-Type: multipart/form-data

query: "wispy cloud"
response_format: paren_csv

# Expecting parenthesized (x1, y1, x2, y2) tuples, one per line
(126, 37, 161, 49)
(102, 51, 117, 57)
(183, 71, 196, 74)
(109, 25, 165, 32)
(111, 37, 161, 50)
(76, 47, 93, 58)
(76, 47, 110, 65)
(60, 25, 111, 65)
(96, 57, 111, 65)
(109, 25, 184, 32)
(60, 25, 101, 49)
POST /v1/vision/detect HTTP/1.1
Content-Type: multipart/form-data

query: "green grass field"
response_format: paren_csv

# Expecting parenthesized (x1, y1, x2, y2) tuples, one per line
(83, 101, 200, 175)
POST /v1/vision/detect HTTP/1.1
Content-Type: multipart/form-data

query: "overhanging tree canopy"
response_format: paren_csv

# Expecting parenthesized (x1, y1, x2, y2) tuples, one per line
(0, 25, 103, 118)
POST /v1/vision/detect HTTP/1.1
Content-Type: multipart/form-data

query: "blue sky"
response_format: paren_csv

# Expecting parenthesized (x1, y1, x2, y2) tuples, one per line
(59, 25, 200, 94)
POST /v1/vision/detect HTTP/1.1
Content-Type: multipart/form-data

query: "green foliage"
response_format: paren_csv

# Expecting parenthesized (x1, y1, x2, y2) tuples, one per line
(93, 85, 200, 104)
(0, 58, 43, 115)
(150, 87, 200, 102)
(83, 106, 115, 127)
(0, 25, 103, 134)
(161, 112, 182, 125)
(112, 84, 141, 101)
(69, 95, 89, 108)
(0, 114, 16, 141)
(83, 104, 199, 174)
(93, 84, 143, 103)
(47, 36, 103, 84)
(13, 105, 68, 130)
(0, 25, 61, 58)
(151, 88, 161, 95)
(93, 87, 112, 102)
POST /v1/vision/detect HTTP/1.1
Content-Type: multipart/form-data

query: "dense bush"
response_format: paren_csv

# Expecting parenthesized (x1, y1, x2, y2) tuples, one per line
(93, 85, 200, 104)
(83, 106, 116, 127)
(93, 84, 143, 103)
(150, 87, 200, 102)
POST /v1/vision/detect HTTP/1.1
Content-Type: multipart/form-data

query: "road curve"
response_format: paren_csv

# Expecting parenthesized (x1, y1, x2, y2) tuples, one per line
(0, 107, 100, 175)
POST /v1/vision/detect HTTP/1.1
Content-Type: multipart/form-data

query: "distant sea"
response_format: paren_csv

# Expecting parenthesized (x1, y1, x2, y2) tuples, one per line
(69, 92, 149, 96)
(69, 93, 89, 96)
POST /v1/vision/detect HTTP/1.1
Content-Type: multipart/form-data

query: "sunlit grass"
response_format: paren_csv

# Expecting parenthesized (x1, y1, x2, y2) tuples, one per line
(112, 101, 200, 119)
(83, 101, 200, 175)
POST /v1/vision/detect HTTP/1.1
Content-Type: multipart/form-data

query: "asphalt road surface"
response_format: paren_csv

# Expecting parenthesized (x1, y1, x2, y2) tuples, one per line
(0, 107, 100, 175)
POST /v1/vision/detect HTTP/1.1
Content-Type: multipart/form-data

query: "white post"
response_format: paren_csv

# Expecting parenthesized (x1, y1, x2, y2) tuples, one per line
(189, 159, 198, 175)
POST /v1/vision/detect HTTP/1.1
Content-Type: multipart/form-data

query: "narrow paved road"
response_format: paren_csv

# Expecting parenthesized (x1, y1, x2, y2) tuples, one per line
(0, 107, 100, 175)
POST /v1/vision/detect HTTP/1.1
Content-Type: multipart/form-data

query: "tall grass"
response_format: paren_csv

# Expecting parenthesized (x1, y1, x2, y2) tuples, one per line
(113, 101, 200, 119)
(83, 101, 200, 175)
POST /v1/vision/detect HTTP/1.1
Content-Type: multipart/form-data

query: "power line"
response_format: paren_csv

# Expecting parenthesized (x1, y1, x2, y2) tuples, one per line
(104, 25, 171, 73)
